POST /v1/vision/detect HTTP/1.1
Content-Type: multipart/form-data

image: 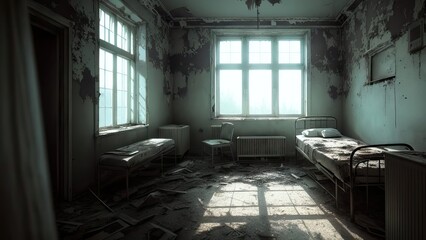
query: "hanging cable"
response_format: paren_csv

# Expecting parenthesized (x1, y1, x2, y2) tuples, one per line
(256, 5, 260, 29)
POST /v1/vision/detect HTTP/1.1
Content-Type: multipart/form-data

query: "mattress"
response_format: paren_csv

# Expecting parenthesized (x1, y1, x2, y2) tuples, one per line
(296, 135, 384, 182)
(99, 138, 175, 168)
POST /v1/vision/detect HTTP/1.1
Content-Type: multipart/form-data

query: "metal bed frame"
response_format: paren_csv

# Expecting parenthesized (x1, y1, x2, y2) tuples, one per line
(98, 142, 176, 200)
(294, 116, 414, 221)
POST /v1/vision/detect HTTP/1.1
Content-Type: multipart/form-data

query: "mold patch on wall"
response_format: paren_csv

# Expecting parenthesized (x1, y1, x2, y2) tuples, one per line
(328, 85, 346, 100)
(71, 6, 97, 102)
(79, 68, 96, 102)
(169, 29, 211, 99)
(147, 20, 170, 71)
(386, 0, 415, 39)
(144, 14, 172, 99)
(311, 28, 343, 75)
(169, 29, 211, 76)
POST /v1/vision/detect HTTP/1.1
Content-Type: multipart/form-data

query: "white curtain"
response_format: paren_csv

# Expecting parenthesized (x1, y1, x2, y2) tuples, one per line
(0, 0, 57, 239)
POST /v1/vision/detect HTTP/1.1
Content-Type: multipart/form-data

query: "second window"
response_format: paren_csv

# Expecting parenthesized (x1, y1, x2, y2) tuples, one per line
(215, 34, 306, 117)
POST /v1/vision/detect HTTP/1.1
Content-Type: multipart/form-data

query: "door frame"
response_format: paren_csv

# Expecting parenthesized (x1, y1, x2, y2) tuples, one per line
(28, 1, 73, 201)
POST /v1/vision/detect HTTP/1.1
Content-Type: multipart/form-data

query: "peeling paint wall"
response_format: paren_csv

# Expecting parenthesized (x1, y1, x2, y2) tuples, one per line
(310, 28, 344, 122)
(170, 27, 344, 155)
(342, 0, 426, 151)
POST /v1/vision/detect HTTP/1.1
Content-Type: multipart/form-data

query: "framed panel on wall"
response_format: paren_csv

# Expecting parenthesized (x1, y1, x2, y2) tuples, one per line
(367, 43, 395, 84)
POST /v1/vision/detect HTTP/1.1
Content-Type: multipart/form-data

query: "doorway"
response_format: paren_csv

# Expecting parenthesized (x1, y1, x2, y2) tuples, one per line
(31, 24, 61, 199)
(29, 2, 72, 201)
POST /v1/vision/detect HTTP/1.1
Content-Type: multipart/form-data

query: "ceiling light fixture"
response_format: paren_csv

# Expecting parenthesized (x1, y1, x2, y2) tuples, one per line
(243, 0, 281, 29)
(244, 0, 281, 10)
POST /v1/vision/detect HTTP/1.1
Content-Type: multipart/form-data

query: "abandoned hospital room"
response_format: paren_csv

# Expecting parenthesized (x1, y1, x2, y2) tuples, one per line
(2, 0, 426, 239)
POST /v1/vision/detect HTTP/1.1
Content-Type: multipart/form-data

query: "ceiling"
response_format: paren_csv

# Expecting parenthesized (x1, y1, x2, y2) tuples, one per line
(155, 0, 360, 27)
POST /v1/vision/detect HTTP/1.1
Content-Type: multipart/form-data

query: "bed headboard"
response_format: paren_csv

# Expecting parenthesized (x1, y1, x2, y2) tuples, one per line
(295, 116, 337, 136)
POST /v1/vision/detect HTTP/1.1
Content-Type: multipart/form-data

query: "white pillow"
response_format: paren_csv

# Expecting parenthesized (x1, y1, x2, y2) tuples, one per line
(301, 128, 325, 137)
(321, 128, 342, 138)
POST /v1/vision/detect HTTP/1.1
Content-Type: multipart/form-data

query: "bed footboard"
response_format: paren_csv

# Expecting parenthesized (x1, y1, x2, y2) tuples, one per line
(349, 143, 414, 222)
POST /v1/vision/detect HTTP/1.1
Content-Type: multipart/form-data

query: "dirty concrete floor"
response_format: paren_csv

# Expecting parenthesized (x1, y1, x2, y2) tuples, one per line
(56, 157, 384, 239)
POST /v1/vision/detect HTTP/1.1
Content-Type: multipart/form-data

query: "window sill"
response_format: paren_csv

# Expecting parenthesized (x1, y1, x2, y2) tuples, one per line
(213, 116, 300, 121)
(97, 124, 148, 137)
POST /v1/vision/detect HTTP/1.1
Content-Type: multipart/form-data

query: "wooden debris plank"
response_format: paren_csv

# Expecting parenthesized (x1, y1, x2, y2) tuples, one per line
(291, 173, 300, 180)
(89, 188, 114, 213)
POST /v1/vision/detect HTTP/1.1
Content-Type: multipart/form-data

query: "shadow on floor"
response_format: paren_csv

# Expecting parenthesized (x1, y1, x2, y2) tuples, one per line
(56, 156, 383, 239)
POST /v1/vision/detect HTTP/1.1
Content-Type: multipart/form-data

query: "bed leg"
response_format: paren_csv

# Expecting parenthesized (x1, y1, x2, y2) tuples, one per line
(350, 187, 354, 222)
(366, 185, 369, 212)
(97, 166, 100, 195)
(161, 154, 164, 176)
(126, 169, 129, 200)
(335, 179, 338, 209)
(211, 148, 214, 165)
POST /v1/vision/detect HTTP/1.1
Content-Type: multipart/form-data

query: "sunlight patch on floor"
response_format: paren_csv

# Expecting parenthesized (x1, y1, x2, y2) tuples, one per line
(270, 219, 344, 239)
(196, 182, 363, 239)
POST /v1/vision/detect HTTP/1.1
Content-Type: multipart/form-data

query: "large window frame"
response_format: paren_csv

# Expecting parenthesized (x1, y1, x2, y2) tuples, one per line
(98, 4, 146, 132)
(213, 30, 308, 119)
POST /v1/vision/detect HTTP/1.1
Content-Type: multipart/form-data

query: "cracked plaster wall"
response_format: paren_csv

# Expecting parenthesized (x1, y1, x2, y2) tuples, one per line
(169, 27, 344, 155)
(342, 0, 426, 151)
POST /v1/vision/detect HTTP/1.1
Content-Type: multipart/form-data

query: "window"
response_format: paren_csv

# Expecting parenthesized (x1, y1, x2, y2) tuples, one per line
(98, 5, 146, 130)
(214, 32, 306, 118)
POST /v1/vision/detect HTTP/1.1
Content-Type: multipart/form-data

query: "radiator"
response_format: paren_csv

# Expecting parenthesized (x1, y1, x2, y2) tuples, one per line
(211, 125, 221, 138)
(385, 151, 426, 240)
(237, 136, 286, 161)
(158, 125, 190, 156)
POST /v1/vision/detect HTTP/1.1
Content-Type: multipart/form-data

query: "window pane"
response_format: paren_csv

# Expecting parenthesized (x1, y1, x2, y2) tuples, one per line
(279, 70, 302, 114)
(100, 9, 115, 45)
(117, 57, 128, 93)
(249, 70, 272, 114)
(117, 91, 127, 108)
(117, 20, 129, 52)
(99, 9, 106, 41)
(99, 48, 114, 127)
(219, 40, 241, 64)
(279, 40, 301, 63)
(249, 40, 271, 64)
(99, 88, 106, 108)
(219, 70, 242, 115)
(130, 63, 135, 122)
(116, 56, 129, 124)
(117, 107, 127, 125)
(138, 73, 147, 124)
(105, 51, 113, 71)
(99, 108, 105, 128)
(105, 108, 113, 126)
(130, 31, 134, 55)
(105, 89, 112, 108)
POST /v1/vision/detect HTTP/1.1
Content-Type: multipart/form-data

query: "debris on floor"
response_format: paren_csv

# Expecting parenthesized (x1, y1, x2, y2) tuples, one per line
(56, 157, 382, 240)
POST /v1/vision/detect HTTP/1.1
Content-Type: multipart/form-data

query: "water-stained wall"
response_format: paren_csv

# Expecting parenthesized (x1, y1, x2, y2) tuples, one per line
(342, 0, 426, 151)
(170, 27, 344, 155)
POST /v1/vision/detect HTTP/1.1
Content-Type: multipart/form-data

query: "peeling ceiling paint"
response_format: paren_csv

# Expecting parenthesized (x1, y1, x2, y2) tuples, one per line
(157, 0, 361, 27)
